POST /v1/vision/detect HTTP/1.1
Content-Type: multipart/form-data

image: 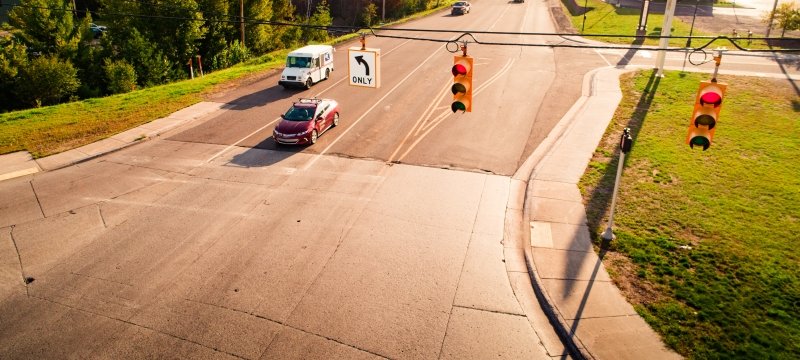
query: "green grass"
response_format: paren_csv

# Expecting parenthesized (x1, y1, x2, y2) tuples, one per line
(580, 70, 800, 358)
(0, 51, 287, 158)
(561, 0, 770, 49)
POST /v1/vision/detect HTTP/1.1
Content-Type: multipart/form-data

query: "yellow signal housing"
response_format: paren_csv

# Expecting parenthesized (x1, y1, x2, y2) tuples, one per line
(687, 81, 727, 150)
(451, 55, 473, 113)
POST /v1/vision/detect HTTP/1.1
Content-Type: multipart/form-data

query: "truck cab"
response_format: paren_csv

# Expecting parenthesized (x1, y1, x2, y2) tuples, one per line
(279, 45, 335, 89)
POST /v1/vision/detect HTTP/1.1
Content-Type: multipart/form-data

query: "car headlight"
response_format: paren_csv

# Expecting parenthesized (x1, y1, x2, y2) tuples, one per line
(298, 129, 311, 136)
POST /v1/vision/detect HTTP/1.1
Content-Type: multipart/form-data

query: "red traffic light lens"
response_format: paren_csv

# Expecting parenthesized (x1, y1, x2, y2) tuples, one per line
(452, 64, 468, 76)
(700, 92, 722, 107)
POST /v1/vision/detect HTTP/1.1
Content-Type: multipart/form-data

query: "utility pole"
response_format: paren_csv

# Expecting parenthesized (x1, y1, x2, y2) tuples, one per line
(382, 0, 386, 23)
(240, 0, 245, 45)
(654, 0, 677, 77)
(765, 0, 779, 37)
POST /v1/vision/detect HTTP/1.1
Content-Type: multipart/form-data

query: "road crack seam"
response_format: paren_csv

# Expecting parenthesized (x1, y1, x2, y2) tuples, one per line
(30, 180, 45, 218)
(28, 294, 248, 359)
(8, 226, 31, 296)
(184, 298, 391, 359)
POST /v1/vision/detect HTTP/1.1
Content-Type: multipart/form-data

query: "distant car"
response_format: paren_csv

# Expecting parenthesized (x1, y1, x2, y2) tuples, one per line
(513, 0, 524, 2)
(90, 23, 107, 38)
(273, 98, 340, 145)
(451, 1, 471, 15)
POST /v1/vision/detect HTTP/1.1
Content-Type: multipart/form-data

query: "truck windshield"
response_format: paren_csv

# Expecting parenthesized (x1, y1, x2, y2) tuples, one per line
(287, 56, 311, 68)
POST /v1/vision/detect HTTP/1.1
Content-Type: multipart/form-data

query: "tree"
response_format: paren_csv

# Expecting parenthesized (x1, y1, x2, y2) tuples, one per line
(0, 37, 29, 111)
(361, 2, 377, 27)
(8, 0, 85, 59)
(101, 0, 205, 84)
(764, 1, 800, 36)
(303, 0, 331, 43)
(244, 0, 275, 54)
(197, 0, 234, 72)
(15, 55, 80, 107)
(272, 0, 300, 49)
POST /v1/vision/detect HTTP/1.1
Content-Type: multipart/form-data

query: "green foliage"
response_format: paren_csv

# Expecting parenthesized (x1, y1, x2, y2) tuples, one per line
(244, 0, 274, 54)
(103, 58, 137, 94)
(303, 0, 332, 43)
(270, 0, 300, 49)
(8, 0, 85, 59)
(361, 3, 379, 27)
(0, 37, 29, 111)
(209, 39, 250, 69)
(581, 71, 800, 358)
(763, 1, 800, 35)
(15, 55, 80, 107)
(102, 0, 205, 84)
(114, 28, 172, 87)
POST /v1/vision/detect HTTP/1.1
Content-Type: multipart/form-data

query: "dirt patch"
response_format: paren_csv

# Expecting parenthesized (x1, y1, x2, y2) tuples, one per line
(603, 250, 665, 306)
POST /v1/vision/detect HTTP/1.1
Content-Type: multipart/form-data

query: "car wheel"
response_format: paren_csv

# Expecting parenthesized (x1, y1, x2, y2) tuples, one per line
(305, 78, 313, 89)
(332, 112, 339, 127)
(325, 68, 330, 80)
(310, 129, 318, 144)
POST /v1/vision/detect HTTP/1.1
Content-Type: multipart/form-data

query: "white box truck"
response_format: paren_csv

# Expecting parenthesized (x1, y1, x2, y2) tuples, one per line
(279, 45, 334, 89)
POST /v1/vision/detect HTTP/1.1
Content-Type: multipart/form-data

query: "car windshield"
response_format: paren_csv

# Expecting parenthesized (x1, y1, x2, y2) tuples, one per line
(454, 2, 467, 6)
(287, 56, 311, 68)
(283, 106, 314, 121)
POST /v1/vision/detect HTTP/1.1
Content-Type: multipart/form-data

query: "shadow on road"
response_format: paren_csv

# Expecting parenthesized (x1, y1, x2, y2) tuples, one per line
(227, 140, 304, 168)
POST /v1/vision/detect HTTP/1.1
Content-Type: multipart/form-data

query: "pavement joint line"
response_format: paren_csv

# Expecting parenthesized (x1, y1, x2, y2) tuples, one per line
(451, 304, 528, 318)
(27, 293, 248, 359)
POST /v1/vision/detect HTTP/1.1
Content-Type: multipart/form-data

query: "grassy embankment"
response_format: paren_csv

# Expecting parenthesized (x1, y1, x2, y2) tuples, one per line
(0, 1, 458, 158)
(560, 0, 771, 49)
(0, 52, 286, 158)
(580, 70, 800, 358)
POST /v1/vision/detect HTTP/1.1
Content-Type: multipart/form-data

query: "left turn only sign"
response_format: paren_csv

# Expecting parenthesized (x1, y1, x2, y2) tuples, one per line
(348, 47, 380, 88)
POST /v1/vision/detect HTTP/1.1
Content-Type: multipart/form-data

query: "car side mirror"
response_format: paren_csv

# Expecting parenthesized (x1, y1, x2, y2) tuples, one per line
(280, 114, 286, 119)
(316, 116, 323, 121)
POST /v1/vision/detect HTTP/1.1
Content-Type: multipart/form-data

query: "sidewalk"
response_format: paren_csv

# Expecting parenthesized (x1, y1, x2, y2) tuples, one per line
(510, 67, 682, 359)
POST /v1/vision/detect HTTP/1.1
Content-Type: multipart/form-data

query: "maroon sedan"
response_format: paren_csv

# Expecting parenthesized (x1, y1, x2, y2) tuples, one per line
(273, 98, 340, 145)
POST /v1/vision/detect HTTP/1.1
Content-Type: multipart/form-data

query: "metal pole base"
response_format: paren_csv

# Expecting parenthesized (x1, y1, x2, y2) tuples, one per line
(601, 227, 616, 241)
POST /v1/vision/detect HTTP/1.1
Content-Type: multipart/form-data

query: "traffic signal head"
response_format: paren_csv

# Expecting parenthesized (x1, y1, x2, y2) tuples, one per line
(686, 81, 727, 150)
(451, 55, 473, 113)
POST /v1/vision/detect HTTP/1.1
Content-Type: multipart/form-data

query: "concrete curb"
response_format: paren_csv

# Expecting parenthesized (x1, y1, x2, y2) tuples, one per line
(507, 66, 609, 360)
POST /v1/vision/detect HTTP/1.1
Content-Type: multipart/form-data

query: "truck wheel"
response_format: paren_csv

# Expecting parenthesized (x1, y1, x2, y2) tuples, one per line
(305, 78, 312, 89)
(325, 68, 330, 80)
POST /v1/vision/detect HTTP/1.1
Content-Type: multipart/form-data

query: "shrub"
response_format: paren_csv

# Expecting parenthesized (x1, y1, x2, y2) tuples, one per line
(15, 55, 80, 107)
(104, 58, 137, 94)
